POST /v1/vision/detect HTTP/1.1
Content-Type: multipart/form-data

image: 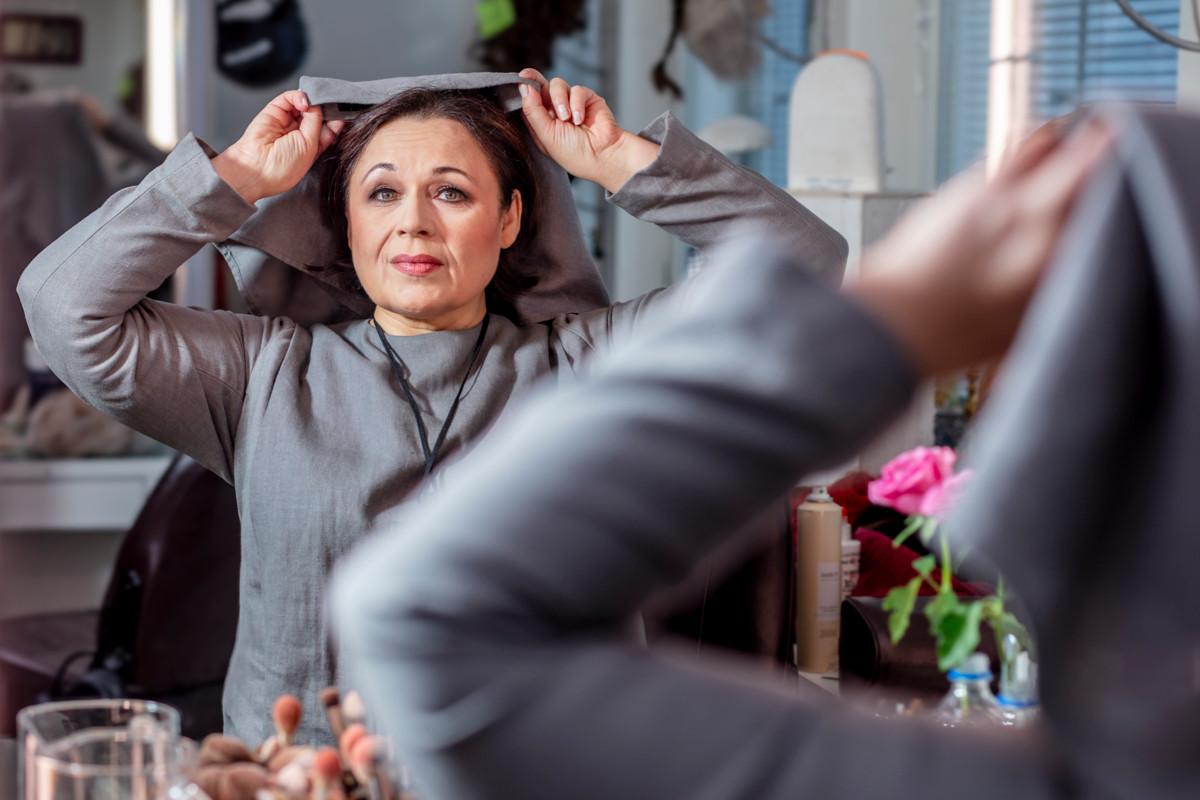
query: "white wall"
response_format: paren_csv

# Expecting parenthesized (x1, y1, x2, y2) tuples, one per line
(208, 1, 480, 147)
(604, 0, 682, 301)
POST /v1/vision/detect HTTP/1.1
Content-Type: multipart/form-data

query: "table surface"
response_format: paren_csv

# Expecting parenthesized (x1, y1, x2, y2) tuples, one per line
(1, 737, 15, 800)
(797, 669, 841, 696)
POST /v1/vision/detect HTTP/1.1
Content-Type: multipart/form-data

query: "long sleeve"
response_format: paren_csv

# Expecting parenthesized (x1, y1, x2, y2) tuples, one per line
(554, 113, 849, 355)
(610, 112, 848, 283)
(17, 134, 291, 481)
(331, 238, 1060, 799)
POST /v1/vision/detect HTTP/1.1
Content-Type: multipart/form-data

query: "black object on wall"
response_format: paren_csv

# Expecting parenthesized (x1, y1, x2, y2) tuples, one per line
(472, 0, 587, 73)
(217, 0, 309, 88)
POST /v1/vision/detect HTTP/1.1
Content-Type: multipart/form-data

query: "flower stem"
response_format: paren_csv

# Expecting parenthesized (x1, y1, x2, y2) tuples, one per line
(940, 532, 952, 593)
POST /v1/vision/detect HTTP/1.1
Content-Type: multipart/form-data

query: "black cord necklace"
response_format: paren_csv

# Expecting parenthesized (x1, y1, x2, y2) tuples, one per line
(373, 314, 491, 477)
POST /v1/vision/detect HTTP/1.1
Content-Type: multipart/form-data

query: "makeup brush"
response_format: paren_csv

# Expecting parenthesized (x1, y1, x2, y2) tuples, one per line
(340, 691, 366, 727)
(274, 694, 303, 746)
(260, 695, 303, 762)
(338, 724, 367, 773)
(319, 687, 347, 740)
(267, 746, 316, 774)
(312, 748, 342, 800)
(367, 740, 397, 800)
(273, 761, 310, 799)
(349, 737, 382, 800)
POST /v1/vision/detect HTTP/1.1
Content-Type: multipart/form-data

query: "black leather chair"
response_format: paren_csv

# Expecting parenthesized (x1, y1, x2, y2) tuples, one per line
(0, 454, 240, 738)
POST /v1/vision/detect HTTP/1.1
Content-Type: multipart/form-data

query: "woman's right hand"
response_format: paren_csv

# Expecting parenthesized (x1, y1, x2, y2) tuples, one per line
(849, 119, 1111, 376)
(212, 90, 344, 204)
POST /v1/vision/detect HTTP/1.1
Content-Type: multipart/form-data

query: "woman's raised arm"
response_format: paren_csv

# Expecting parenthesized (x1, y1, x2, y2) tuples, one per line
(519, 68, 849, 284)
(17, 91, 343, 480)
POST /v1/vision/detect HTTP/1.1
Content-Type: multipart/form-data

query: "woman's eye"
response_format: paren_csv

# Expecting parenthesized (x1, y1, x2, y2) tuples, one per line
(369, 187, 397, 202)
(436, 186, 466, 202)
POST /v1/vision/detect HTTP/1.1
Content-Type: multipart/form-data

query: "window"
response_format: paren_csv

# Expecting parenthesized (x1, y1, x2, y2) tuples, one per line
(938, 0, 993, 181)
(746, 0, 811, 186)
(938, 0, 1179, 181)
(1032, 0, 1179, 117)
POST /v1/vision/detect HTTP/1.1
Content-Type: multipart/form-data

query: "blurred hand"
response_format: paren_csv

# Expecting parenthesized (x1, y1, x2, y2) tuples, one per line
(850, 120, 1112, 375)
(212, 90, 345, 204)
(518, 68, 658, 193)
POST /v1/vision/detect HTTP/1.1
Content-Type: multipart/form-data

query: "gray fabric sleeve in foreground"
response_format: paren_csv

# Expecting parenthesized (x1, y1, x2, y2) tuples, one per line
(555, 112, 850, 356)
(331, 239, 1062, 800)
(17, 134, 289, 481)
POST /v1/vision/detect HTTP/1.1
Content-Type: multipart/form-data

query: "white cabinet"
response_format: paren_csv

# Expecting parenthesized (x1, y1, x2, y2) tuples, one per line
(0, 456, 171, 533)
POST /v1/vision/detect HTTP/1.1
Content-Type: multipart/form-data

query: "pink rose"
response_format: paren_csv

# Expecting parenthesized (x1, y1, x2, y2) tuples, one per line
(918, 469, 974, 519)
(867, 446, 958, 515)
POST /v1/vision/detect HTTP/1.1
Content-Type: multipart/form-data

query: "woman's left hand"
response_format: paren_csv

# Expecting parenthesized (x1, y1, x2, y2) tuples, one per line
(518, 68, 657, 193)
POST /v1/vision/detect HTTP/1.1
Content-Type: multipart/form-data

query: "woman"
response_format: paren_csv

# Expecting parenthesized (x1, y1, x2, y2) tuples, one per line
(18, 70, 844, 745)
(330, 122, 1111, 799)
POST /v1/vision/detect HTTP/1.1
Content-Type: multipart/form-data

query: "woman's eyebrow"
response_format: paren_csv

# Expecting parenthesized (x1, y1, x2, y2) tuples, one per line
(433, 166, 472, 182)
(360, 162, 396, 184)
(359, 164, 473, 184)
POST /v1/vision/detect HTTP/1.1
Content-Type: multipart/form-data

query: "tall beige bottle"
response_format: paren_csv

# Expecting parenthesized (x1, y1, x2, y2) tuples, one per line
(794, 486, 843, 673)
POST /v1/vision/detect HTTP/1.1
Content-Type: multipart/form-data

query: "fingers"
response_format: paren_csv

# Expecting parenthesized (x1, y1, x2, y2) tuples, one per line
(1020, 121, 1111, 222)
(569, 84, 594, 126)
(318, 119, 346, 155)
(518, 81, 554, 154)
(520, 69, 572, 121)
(298, 101, 324, 150)
(519, 68, 600, 127)
(545, 77, 571, 122)
(994, 122, 1063, 183)
(518, 67, 547, 87)
(260, 90, 310, 132)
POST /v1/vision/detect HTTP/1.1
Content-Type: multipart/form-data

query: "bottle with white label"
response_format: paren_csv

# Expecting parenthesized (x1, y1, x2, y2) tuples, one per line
(840, 511, 860, 600)
(794, 486, 843, 673)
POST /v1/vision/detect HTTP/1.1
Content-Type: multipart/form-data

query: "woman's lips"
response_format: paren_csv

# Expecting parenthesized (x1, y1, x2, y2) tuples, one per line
(389, 254, 444, 277)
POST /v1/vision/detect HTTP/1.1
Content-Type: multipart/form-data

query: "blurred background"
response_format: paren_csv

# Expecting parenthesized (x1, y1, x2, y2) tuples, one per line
(0, 0, 1194, 747)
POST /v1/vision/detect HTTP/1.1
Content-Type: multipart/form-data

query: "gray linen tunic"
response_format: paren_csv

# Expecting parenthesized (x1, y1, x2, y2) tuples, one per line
(18, 114, 846, 745)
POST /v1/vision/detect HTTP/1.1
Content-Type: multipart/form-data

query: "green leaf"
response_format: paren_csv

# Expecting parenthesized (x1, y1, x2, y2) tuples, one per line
(979, 596, 1004, 619)
(935, 600, 984, 672)
(912, 555, 937, 578)
(892, 516, 924, 549)
(918, 516, 940, 546)
(476, 0, 517, 39)
(882, 577, 922, 644)
(923, 588, 960, 630)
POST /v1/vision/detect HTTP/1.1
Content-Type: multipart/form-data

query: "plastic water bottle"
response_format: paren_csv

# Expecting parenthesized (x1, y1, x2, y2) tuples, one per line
(934, 652, 1003, 727)
(995, 633, 1040, 728)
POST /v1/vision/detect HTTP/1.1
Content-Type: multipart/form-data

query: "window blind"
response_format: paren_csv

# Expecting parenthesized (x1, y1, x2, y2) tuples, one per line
(937, 0, 1179, 181)
(1031, 0, 1179, 119)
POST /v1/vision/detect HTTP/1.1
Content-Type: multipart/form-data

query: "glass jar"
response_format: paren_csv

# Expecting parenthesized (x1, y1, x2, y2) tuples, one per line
(17, 699, 194, 800)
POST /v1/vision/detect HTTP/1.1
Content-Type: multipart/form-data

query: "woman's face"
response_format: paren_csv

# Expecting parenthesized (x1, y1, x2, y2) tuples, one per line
(346, 116, 522, 331)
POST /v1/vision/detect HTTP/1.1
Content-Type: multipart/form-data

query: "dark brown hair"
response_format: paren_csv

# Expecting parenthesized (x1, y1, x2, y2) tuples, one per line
(320, 88, 538, 318)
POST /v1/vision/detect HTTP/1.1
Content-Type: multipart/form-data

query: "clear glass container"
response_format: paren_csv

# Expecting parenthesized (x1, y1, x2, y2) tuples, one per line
(17, 699, 190, 800)
(30, 727, 201, 800)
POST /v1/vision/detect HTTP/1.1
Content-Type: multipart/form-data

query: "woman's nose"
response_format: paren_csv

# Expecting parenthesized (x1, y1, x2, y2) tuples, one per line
(393, 196, 433, 238)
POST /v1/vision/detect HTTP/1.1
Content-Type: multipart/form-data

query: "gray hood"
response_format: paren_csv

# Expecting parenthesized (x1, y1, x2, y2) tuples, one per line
(216, 72, 609, 324)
